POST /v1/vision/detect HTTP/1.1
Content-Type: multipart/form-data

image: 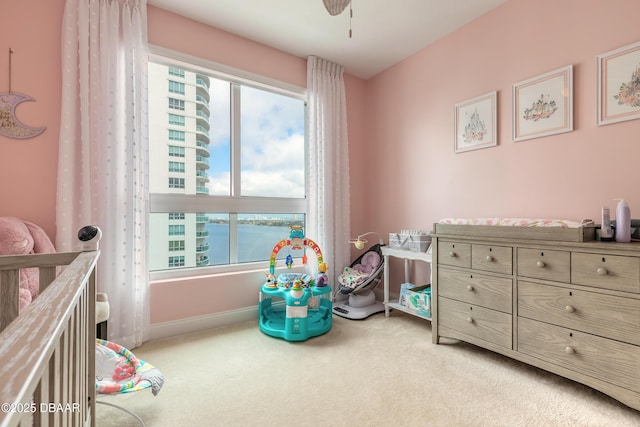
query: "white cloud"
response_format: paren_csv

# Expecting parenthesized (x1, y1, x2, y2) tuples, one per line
(207, 171, 230, 196)
(206, 80, 306, 198)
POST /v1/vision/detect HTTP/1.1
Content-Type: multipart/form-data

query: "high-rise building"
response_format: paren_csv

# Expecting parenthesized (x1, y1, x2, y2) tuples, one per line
(148, 64, 211, 271)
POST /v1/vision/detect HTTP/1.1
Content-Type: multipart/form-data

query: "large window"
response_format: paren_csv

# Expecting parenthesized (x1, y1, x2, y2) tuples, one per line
(148, 53, 307, 276)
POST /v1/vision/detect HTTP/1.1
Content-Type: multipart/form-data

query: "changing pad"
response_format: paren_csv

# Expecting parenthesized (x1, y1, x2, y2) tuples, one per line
(439, 218, 589, 228)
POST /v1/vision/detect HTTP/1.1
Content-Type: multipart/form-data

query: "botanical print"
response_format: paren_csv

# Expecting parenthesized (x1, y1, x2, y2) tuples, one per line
(463, 108, 487, 143)
(523, 94, 558, 121)
(613, 65, 640, 108)
(598, 41, 640, 125)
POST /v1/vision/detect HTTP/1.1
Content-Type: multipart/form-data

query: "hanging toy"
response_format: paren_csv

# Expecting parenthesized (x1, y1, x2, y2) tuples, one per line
(285, 254, 293, 269)
(289, 225, 304, 250)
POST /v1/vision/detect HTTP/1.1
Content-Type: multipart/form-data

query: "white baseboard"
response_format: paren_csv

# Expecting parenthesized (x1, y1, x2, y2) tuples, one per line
(150, 292, 398, 341)
(150, 306, 258, 341)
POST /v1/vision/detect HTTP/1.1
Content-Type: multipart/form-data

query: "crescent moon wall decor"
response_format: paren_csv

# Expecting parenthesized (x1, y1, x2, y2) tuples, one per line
(0, 48, 46, 139)
(0, 92, 46, 139)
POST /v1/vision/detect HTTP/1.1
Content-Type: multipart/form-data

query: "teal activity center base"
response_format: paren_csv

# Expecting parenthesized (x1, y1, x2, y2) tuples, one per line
(259, 285, 332, 341)
(260, 226, 332, 341)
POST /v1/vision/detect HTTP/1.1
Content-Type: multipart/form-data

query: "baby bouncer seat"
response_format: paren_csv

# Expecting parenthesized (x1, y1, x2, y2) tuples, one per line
(332, 243, 385, 319)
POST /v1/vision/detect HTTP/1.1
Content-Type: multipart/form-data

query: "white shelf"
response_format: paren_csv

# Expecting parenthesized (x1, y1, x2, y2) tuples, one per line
(385, 301, 432, 321)
(382, 247, 432, 262)
(381, 246, 432, 321)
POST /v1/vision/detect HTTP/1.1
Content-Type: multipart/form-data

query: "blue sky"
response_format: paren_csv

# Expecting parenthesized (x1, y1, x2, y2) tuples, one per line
(207, 78, 305, 198)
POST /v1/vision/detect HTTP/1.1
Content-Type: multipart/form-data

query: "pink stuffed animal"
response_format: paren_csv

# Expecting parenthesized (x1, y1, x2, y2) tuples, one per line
(0, 217, 56, 311)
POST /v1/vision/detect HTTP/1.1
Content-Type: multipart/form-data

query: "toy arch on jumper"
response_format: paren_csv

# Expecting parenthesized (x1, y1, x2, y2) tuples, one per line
(259, 227, 332, 341)
(267, 227, 324, 275)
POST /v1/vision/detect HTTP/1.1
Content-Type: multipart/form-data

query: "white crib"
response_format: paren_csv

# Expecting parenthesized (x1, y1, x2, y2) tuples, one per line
(0, 250, 99, 427)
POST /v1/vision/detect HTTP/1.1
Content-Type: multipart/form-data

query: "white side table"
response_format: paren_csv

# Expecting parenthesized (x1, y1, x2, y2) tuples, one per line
(381, 246, 432, 320)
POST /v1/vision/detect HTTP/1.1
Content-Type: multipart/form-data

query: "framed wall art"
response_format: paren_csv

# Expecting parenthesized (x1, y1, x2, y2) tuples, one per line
(512, 65, 573, 142)
(454, 91, 497, 153)
(597, 40, 640, 126)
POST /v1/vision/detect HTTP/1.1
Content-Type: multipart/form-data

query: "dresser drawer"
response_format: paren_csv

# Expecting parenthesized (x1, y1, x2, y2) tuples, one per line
(439, 267, 512, 313)
(518, 281, 640, 345)
(518, 317, 640, 393)
(571, 252, 640, 293)
(517, 248, 570, 282)
(472, 244, 512, 275)
(438, 241, 471, 268)
(438, 297, 512, 348)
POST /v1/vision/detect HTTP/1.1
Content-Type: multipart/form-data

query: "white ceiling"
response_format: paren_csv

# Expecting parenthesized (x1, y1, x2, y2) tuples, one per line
(147, 0, 508, 80)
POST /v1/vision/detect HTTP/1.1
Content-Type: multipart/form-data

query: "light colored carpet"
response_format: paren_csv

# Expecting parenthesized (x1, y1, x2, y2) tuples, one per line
(96, 314, 640, 426)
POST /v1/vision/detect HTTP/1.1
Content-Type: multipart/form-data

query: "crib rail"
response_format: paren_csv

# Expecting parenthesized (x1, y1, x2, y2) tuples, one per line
(0, 251, 99, 427)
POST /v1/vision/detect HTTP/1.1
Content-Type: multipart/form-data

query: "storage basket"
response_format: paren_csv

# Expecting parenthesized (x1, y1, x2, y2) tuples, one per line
(389, 231, 431, 252)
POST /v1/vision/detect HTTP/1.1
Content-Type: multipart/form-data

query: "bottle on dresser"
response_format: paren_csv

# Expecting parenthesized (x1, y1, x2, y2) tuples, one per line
(601, 207, 613, 241)
(614, 198, 631, 243)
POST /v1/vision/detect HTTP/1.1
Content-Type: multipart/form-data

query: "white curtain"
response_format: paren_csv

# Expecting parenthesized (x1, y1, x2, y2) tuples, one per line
(306, 56, 351, 285)
(57, 0, 149, 349)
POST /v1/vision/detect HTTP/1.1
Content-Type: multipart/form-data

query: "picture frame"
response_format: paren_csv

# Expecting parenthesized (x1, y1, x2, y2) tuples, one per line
(597, 40, 640, 126)
(454, 91, 497, 153)
(512, 65, 573, 142)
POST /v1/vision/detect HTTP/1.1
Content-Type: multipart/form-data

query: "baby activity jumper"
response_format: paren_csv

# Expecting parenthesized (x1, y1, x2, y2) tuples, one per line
(259, 226, 332, 341)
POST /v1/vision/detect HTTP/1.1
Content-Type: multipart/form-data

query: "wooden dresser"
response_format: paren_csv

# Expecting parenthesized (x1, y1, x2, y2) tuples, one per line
(431, 223, 640, 412)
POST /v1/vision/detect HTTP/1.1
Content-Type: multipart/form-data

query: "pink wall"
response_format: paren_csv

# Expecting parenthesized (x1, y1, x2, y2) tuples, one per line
(147, 7, 307, 88)
(3, 0, 639, 326)
(147, 7, 370, 324)
(0, 0, 64, 238)
(0, 3, 368, 326)
(365, 0, 640, 288)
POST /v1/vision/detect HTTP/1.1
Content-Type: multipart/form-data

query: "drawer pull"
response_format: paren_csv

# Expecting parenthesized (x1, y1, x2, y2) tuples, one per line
(466, 285, 474, 292)
(466, 317, 474, 323)
(449, 252, 456, 257)
(564, 305, 575, 313)
(486, 255, 493, 262)
(565, 346, 575, 354)
(536, 261, 545, 268)
(596, 267, 608, 276)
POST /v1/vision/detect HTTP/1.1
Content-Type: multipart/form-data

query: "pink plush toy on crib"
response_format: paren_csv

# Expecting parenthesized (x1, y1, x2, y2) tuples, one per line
(0, 217, 57, 311)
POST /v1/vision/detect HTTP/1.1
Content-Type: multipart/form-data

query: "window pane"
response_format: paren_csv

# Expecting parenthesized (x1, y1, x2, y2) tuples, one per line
(168, 98, 185, 111)
(237, 214, 305, 263)
(240, 86, 305, 198)
(169, 130, 185, 142)
(207, 79, 231, 196)
(168, 114, 184, 126)
(169, 161, 184, 172)
(206, 214, 230, 266)
(149, 212, 305, 271)
(168, 146, 184, 157)
(169, 80, 185, 94)
(148, 59, 307, 274)
(149, 213, 227, 271)
(168, 67, 184, 78)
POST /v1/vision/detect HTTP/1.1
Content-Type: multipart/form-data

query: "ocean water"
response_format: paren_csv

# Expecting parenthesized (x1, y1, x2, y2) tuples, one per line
(205, 223, 295, 265)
